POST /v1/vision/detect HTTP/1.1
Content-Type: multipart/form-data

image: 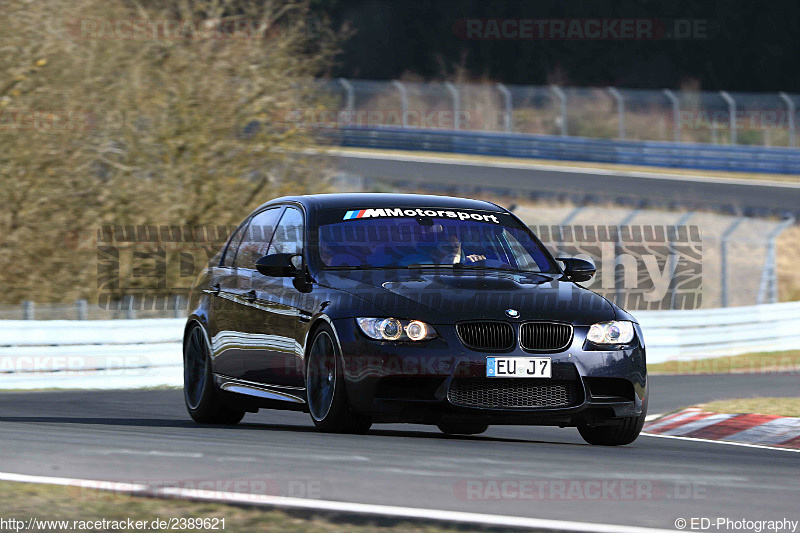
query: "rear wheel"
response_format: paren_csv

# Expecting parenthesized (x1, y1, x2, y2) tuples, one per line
(183, 324, 245, 425)
(437, 422, 489, 435)
(306, 324, 372, 434)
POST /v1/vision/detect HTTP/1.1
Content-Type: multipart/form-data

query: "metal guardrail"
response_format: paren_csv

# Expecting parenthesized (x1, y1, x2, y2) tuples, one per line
(1, 301, 798, 389)
(332, 126, 800, 174)
(637, 300, 800, 362)
(0, 318, 181, 346)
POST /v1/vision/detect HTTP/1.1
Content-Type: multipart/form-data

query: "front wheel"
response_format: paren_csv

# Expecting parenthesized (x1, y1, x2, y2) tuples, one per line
(183, 324, 245, 425)
(578, 413, 646, 446)
(306, 324, 372, 434)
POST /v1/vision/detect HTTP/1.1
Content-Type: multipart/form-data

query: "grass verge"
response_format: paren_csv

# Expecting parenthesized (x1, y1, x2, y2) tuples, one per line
(647, 350, 800, 375)
(700, 398, 800, 418)
(0, 481, 512, 533)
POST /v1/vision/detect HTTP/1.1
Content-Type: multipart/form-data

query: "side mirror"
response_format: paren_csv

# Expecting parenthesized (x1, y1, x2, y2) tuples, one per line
(557, 257, 596, 282)
(255, 253, 297, 277)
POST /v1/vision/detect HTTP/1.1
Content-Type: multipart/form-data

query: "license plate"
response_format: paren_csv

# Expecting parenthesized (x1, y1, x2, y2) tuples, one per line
(486, 357, 551, 378)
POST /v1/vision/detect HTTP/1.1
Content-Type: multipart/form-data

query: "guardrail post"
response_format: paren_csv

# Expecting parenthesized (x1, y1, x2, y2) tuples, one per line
(779, 92, 796, 148)
(757, 216, 795, 304)
(392, 81, 409, 128)
(337, 78, 354, 119)
(445, 82, 461, 130)
(720, 217, 744, 307)
(608, 87, 625, 140)
(669, 212, 694, 309)
(663, 89, 680, 143)
(22, 300, 34, 320)
(76, 299, 88, 320)
(550, 85, 568, 136)
(123, 295, 136, 319)
(173, 294, 184, 318)
(720, 91, 737, 145)
(496, 83, 512, 132)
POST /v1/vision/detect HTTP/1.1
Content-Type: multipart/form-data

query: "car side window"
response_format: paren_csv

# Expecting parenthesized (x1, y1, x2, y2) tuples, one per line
(233, 207, 283, 269)
(221, 221, 248, 267)
(267, 207, 304, 258)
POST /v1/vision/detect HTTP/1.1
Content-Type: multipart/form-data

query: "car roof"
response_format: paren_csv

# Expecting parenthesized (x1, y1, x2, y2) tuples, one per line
(254, 193, 506, 214)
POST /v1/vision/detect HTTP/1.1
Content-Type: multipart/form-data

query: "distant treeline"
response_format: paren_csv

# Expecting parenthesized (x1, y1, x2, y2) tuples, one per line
(310, 0, 800, 92)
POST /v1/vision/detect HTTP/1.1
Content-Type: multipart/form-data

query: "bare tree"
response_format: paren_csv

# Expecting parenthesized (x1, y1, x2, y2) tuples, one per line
(0, 0, 341, 303)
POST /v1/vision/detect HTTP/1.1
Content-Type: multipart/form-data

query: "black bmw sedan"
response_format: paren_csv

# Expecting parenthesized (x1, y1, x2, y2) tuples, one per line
(183, 193, 647, 445)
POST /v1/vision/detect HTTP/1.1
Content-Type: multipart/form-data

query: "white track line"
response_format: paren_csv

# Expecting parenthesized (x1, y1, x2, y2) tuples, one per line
(0, 471, 677, 533)
(327, 148, 800, 189)
(0, 472, 149, 492)
(640, 432, 800, 453)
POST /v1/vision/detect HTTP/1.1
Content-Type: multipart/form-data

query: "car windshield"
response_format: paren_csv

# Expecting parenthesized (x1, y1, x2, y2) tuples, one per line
(316, 210, 557, 273)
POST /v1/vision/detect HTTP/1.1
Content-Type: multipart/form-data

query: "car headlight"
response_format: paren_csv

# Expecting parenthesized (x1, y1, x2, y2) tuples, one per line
(587, 321, 635, 345)
(356, 318, 437, 341)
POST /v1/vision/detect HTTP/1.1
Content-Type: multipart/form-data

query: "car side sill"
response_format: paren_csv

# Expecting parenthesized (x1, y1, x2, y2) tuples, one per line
(215, 375, 306, 404)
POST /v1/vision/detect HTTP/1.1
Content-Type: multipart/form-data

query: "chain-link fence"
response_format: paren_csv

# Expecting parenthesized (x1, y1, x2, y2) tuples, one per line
(513, 206, 794, 309)
(312, 79, 800, 147)
(0, 207, 793, 318)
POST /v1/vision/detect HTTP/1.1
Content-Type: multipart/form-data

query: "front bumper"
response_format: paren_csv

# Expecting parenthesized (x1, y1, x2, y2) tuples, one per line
(333, 318, 647, 426)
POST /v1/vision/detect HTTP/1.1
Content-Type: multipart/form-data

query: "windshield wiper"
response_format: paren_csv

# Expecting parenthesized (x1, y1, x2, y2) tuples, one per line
(325, 265, 408, 271)
(405, 263, 523, 272)
(406, 263, 452, 268)
(328, 264, 535, 273)
(452, 263, 522, 272)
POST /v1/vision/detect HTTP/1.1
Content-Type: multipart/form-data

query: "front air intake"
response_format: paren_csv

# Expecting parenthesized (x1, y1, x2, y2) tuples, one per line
(448, 378, 581, 409)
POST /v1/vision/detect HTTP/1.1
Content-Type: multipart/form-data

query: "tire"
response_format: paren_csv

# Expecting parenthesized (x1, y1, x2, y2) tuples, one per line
(437, 422, 489, 436)
(577, 413, 646, 445)
(183, 324, 245, 425)
(578, 387, 648, 446)
(306, 324, 372, 434)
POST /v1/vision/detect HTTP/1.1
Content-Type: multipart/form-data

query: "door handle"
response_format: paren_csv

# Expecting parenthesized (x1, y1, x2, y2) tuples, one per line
(245, 290, 257, 303)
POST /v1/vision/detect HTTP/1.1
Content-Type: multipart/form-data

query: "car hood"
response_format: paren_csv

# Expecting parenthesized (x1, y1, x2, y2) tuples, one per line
(317, 269, 616, 325)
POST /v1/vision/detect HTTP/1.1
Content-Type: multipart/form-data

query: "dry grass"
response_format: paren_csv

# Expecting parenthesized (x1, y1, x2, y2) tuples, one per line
(647, 350, 800, 375)
(700, 398, 800, 417)
(778, 225, 800, 302)
(0, 481, 493, 533)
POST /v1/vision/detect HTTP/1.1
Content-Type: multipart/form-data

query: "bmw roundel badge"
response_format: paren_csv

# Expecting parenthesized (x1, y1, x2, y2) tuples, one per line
(505, 309, 520, 318)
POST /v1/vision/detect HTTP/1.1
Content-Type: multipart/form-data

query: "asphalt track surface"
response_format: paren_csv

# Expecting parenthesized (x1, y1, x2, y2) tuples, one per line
(1, 374, 799, 530)
(336, 152, 800, 218)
